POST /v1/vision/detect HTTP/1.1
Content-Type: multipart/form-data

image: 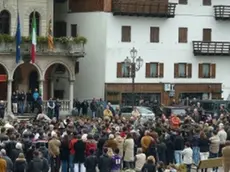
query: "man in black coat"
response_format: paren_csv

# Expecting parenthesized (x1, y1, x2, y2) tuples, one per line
(98, 148, 113, 172)
(84, 149, 97, 172)
(74, 135, 86, 172)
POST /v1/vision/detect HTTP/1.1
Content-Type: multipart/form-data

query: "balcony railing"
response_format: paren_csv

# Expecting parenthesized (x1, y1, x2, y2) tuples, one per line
(112, 0, 177, 18)
(193, 41, 230, 56)
(214, 5, 230, 20)
(42, 100, 71, 114)
(0, 35, 86, 58)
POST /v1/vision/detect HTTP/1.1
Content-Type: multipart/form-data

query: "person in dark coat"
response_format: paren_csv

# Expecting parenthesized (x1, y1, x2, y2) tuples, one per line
(157, 139, 167, 164)
(98, 148, 113, 172)
(84, 149, 97, 172)
(165, 136, 174, 165)
(11, 142, 23, 164)
(55, 98, 61, 121)
(28, 151, 44, 172)
(14, 153, 27, 172)
(97, 131, 108, 158)
(81, 101, 89, 116)
(74, 135, 86, 172)
(60, 135, 70, 172)
(0, 101, 5, 118)
(141, 156, 156, 172)
(26, 145, 36, 163)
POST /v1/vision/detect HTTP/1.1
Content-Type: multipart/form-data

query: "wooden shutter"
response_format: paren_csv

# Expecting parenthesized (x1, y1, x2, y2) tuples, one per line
(71, 24, 77, 37)
(187, 63, 192, 78)
(203, 0, 211, 6)
(117, 63, 122, 78)
(54, 21, 67, 37)
(174, 63, 179, 78)
(198, 63, 203, 78)
(121, 26, 131, 42)
(178, 27, 188, 43)
(146, 63, 150, 78)
(178, 0, 187, 4)
(150, 27, 159, 43)
(203, 28, 212, 42)
(159, 63, 164, 78)
(211, 63, 216, 78)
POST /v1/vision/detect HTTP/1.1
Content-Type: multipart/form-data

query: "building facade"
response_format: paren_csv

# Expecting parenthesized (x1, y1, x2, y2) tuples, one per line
(0, 0, 85, 114)
(56, 0, 230, 105)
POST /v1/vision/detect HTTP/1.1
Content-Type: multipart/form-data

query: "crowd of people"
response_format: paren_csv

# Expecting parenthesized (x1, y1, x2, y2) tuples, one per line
(0, 100, 229, 172)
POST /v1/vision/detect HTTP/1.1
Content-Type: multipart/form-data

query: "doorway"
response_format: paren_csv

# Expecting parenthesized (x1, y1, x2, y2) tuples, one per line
(29, 71, 39, 92)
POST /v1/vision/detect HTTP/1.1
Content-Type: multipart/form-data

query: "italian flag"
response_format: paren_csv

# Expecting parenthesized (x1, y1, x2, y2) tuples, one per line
(31, 11, 36, 63)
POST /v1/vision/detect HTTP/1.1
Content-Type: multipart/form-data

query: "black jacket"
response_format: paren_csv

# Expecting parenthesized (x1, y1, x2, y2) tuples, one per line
(84, 155, 97, 172)
(141, 163, 156, 172)
(28, 157, 44, 172)
(60, 141, 70, 161)
(174, 135, 184, 150)
(199, 138, 210, 153)
(14, 158, 27, 172)
(74, 140, 86, 163)
(98, 154, 113, 172)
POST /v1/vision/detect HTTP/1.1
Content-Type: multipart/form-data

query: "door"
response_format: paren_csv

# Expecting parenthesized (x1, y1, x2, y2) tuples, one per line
(29, 71, 39, 92)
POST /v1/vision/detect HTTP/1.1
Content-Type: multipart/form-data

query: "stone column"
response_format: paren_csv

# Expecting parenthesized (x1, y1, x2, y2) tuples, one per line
(39, 80, 44, 100)
(69, 80, 74, 111)
(50, 79, 54, 98)
(7, 79, 12, 114)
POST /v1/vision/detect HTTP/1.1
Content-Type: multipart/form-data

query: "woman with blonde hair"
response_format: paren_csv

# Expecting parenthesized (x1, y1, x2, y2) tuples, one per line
(135, 148, 146, 172)
(14, 153, 27, 172)
(141, 156, 156, 172)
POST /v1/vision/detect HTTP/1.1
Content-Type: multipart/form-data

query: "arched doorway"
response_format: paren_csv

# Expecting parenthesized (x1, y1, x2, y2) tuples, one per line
(44, 63, 71, 100)
(13, 63, 40, 93)
(0, 64, 8, 100)
(29, 71, 39, 92)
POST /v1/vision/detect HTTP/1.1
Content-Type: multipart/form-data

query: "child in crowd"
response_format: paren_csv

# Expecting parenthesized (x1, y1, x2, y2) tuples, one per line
(135, 148, 146, 172)
(141, 156, 156, 172)
(112, 148, 122, 172)
(181, 142, 193, 172)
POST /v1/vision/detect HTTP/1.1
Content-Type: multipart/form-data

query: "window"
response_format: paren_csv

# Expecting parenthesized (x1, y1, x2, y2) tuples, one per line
(117, 62, 130, 78)
(203, 0, 211, 6)
(146, 63, 164, 78)
(198, 63, 216, 78)
(54, 21, 67, 37)
(150, 27, 159, 43)
(174, 63, 192, 78)
(0, 10, 10, 34)
(29, 11, 40, 36)
(75, 61, 79, 74)
(71, 24, 77, 37)
(203, 28, 212, 42)
(178, 27, 188, 43)
(178, 0, 187, 5)
(121, 26, 131, 42)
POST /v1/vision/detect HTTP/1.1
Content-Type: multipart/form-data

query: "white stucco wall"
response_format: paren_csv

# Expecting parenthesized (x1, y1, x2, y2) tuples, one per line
(0, 0, 52, 36)
(56, 0, 230, 100)
(104, 0, 230, 99)
(56, 12, 107, 101)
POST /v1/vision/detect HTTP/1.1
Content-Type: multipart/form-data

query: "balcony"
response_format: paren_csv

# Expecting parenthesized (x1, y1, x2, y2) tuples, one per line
(214, 5, 230, 20)
(112, 0, 177, 18)
(0, 35, 86, 58)
(193, 41, 230, 56)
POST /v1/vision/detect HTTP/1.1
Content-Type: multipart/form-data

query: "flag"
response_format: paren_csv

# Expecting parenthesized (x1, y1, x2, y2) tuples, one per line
(48, 17, 54, 50)
(31, 11, 37, 63)
(16, 11, 21, 64)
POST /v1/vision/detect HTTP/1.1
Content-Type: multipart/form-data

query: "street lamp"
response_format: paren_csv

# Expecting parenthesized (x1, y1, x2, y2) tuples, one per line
(124, 47, 143, 108)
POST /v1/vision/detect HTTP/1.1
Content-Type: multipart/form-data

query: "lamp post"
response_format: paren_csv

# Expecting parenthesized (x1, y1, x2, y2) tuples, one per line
(124, 47, 143, 108)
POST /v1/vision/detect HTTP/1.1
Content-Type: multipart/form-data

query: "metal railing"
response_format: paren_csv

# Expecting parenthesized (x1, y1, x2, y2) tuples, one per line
(214, 5, 230, 20)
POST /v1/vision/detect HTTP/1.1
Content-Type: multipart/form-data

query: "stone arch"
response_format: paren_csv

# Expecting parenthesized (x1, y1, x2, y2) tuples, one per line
(0, 4, 17, 19)
(43, 61, 75, 81)
(0, 62, 10, 79)
(10, 62, 43, 80)
(24, 6, 46, 21)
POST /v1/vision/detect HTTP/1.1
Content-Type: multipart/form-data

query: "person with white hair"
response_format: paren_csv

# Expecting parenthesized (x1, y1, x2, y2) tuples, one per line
(1, 149, 13, 172)
(104, 134, 118, 152)
(11, 142, 23, 163)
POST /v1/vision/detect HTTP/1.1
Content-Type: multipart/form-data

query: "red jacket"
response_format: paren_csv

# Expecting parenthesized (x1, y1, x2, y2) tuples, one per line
(69, 138, 77, 155)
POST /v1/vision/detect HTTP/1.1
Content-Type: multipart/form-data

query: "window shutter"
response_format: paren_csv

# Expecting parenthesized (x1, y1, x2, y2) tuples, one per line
(203, 29, 212, 42)
(75, 61, 79, 74)
(121, 26, 131, 42)
(159, 63, 164, 78)
(211, 63, 216, 78)
(150, 27, 159, 43)
(187, 63, 192, 78)
(198, 63, 203, 78)
(179, 0, 187, 4)
(178, 28, 187, 43)
(203, 0, 211, 6)
(145, 63, 150, 78)
(174, 63, 179, 78)
(117, 63, 122, 78)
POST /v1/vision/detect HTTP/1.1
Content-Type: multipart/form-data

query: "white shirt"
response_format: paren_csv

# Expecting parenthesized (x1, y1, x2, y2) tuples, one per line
(135, 153, 146, 171)
(182, 147, 193, 164)
(217, 129, 227, 144)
